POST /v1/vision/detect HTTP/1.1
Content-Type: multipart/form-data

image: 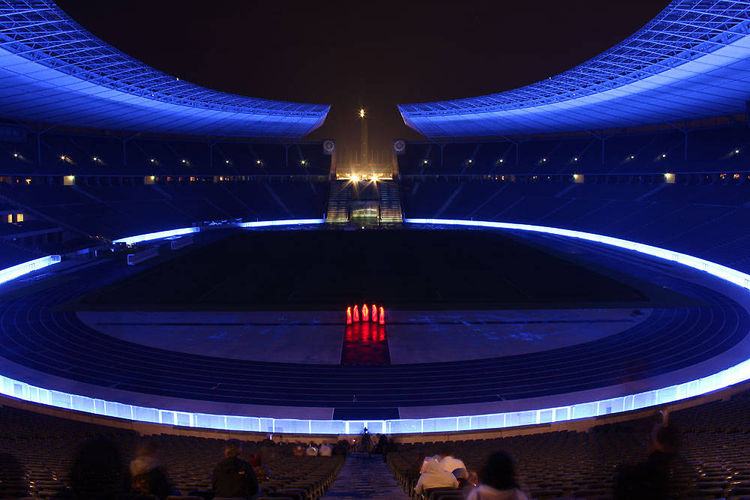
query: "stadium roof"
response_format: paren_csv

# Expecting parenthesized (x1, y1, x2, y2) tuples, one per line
(399, 0, 750, 139)
(0, 1, 330, 138)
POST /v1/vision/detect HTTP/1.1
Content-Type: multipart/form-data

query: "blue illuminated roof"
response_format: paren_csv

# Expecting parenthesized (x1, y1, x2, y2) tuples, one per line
(0, 1, 330, 138)
(399, 1, 750, 139)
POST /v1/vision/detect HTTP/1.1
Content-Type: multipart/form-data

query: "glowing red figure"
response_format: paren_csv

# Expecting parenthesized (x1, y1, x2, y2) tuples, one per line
(378, 306, 385, 325)
(362, 304, 369, 322)
(346, 306, 352, 325)
(372, 304, 377, 323)
(353, 305, 360, 322)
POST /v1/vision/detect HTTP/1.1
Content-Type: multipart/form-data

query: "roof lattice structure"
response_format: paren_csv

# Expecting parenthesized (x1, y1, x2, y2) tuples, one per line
(0, 0, 330, 138)
(399, 0, 750, 138)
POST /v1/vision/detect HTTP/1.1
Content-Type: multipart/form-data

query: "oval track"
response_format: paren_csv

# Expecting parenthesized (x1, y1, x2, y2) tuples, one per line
(0, 238, 747, 410)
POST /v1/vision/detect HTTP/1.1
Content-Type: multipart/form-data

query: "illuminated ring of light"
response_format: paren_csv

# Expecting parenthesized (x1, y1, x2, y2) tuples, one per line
(1, 218, 750, 435)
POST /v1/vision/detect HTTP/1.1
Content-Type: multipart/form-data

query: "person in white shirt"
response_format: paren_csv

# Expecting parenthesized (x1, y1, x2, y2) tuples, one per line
(440, 451, 469, 481)
(415, 459, 459, 497)
(420, 454, 441, 474)
(318, 443, 332, 457)
(305, 442, 318, 456)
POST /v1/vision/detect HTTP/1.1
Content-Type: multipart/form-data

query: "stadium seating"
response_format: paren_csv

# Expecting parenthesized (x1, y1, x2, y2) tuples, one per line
(0, 404, 343, 499)
(398, 124, 750, 176)
(4, 385, 750, 499)
(399, 177, 750, 275)
(387, 386, 750, 499)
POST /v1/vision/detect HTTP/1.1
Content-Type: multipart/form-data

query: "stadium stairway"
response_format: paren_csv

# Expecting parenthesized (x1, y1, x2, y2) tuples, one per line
(378, 180, 403, 224)
(323, 453, 409, 500)
(326, 181, 351, 223)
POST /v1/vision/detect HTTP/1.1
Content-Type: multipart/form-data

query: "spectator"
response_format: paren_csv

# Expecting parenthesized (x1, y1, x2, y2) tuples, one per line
(305, 442, 318, 456)
(420, 454, 441, 474)
(55, 437, 128, 500)
(466, 450, 528, 500)
(439, 449, 469, 482)
(212, 440, 259, 500)
(319, 442, 333, 457)
(247, 453, 270, 482)
(373, 434, 388, 455)
(0, 453, 26, 498)
(614, 423, 687, 499)
(415, 459, 459, 497)
(129, 439, 171, 500)
(292, 443, 305, 457)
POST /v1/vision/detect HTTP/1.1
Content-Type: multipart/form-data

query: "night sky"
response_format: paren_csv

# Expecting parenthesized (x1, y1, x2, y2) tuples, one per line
(55, 0, 671, 160)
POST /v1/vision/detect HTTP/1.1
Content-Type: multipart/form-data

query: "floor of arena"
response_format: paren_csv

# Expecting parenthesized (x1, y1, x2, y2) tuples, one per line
(0, 225, 749, 422)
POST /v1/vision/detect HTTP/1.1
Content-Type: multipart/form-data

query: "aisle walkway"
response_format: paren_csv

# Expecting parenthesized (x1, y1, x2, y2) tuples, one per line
(323, 453, 409, 499)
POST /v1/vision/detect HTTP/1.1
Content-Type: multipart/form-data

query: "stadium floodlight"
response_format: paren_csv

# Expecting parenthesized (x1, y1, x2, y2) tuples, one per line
(359, 108, 365, 119)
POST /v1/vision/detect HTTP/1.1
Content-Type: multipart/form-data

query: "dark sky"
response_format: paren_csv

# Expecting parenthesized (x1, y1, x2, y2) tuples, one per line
(55, 0, 670, 160)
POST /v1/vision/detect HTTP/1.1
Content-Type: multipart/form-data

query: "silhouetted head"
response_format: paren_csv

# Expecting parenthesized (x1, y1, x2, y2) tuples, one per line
(0, 453, 26, 497)
(134, 438, 160, 458)
(69, 437, 126, 500)
(651, 424, 680, 454)
(480, 450, 519, 491)
(225, 439, 243, 458)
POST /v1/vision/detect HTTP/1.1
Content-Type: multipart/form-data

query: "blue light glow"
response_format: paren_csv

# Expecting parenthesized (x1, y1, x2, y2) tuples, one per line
(399, 1, 750, 137)
(113, 227, 200, 245)
(0, 1, 330, 138)
(0, 255, 61, 286)
(2, 219, 750, 434)
(237, 219, 326, 228)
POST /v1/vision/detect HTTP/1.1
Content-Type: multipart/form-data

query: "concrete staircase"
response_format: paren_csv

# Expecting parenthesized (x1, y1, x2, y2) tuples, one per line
(326, 181, 352, 223)
(378, 180, 403, 224)
(325, 180, 402, 225)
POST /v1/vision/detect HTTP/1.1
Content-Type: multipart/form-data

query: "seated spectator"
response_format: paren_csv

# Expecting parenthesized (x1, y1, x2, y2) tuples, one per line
(440, 449, 469, 482)
(415, 459, 459, 497)
(247, 453, 270, 482)
(212, 440, 259, 500)
(420, 454, 441, 474)
(0, 453, 26, 498)
(54, 437, 128, 500)
(466, 450, 529, 500)
(305, 442, 318, 456)
(292, 443, 305, 456)
(319, 442, 333, 457)
(129, 439, 171, 500)
(614, 423, 688, 499)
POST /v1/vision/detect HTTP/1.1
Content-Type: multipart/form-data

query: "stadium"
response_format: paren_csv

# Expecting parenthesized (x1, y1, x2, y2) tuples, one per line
(0, 0, 750, 499)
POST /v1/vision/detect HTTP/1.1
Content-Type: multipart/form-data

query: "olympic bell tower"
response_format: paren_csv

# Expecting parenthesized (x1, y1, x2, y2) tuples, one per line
(359, 108, 368, 166)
